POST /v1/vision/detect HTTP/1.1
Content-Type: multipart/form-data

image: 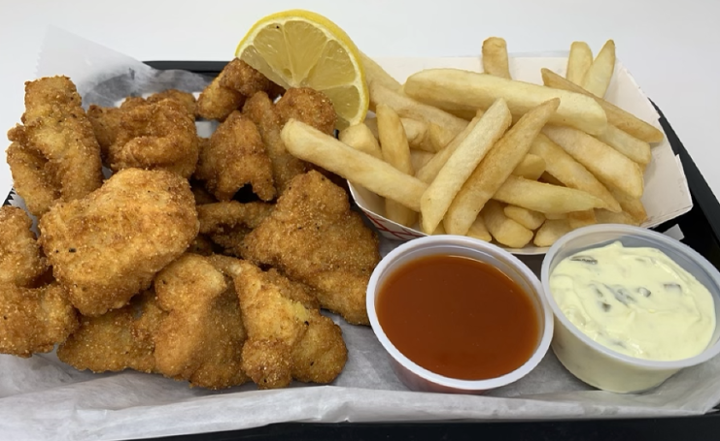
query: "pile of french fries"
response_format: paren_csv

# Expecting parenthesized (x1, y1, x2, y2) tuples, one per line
(280, 38, 665, 249)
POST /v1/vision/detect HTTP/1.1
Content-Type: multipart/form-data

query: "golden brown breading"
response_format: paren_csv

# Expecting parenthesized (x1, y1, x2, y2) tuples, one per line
(241, 171, 379, 325)
(88, 90, 197, 160)
(86, 105, 122, 160)
(197, 201, 274, 256)
(220, 59, 271, 97)
(243, 92, 308, 195)
(153, 253, 248, 389)
(6, 76, 103, 217)
(276, 87, 337, 135)
(196, 59, 261, 121)
(0, 282, 78, 357)
(291, 311, 347, 384)
(5, 141, 59, 216)
(108, 99, 199, 178)
(195, 112, 275, 201)
(0, 206, 47, 287)
(57, 291, 163, 373)
(230, 260, 346, 389)
(146, 89, 197, 115)
(39, 168, 199, 316)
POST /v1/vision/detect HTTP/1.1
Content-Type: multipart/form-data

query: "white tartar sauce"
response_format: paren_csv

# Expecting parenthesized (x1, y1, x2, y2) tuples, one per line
(549, 241, 716, 361)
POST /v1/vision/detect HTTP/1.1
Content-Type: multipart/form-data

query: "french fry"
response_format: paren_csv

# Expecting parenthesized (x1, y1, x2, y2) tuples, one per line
(534, 219, 572, 247)
(503, 205, 545, 230)
(410, 150, 435, 171)
(596, 124, 651, 165)
(467, 215, 492, 242)
(611, 188, 648, 223)
(403, 68, 607, 135)
(595, 209, 642, 226)
(360, 52, 402, 91)
(369, 82, 468, 138)
(366, 116, 438, 152)
(530, 134, 621, 212)
(427, 122, 456, 151)
(339, 123, 382, 159)
(482, 37, 511, 79)
(281, 119, 428, 211)
(545, 212, 567, 220)
(581, 40, 616, 98)
(566, 42, 593, 85)
(493, 175, 606, 214)
(415, 109, 485, 183)
(482, 200, 533, 248)
(543, 125, 644, 199)
(420, 99, 512, 233)
(568, 209, 598, 229)
(540, 172, 565, 187)
(541, 68, 664, 143)
(512, 153, 546, 180)
(377, 104, 418, 227)
(443, 108, 479, 120)
(443, 99, 560, 235)
(432, 223, 446, 235)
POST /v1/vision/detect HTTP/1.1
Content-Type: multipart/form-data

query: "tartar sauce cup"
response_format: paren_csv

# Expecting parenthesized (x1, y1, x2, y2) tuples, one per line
(541, 224, 720, 393)
(366, 235, 553, 394)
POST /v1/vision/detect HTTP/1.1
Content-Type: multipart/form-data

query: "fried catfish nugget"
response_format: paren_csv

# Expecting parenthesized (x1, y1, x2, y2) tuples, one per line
(196, 59, 270, 121)
(108, 99, 199, 178)
(243, 92, 308, 195)
(0, 283, 78, 357)
(153, 253, 248, 389)
(195, 112, 275, 201)
(0, 206, 47, 287)
(275, 88, 337, 135)
(198, 201, 274, 256)
(39, 168, 199, 316)
(57, 291, 163, 373)
(242, 171, 379, 325)
(6, 76, 103, 217)
(88, 90, 197, 158)
(225, 259, 346, 389)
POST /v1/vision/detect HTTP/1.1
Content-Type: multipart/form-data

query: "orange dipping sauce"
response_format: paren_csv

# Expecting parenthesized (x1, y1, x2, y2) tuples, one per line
(376, 254, 540, 380)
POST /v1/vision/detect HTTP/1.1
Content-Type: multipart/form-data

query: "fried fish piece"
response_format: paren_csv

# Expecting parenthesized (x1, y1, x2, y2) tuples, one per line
(219, 59, 271, 97)
(197, 201, 274, 256)
(196, 59, 270, 121)
(146, 89, 196, 115)
(228, 260, 346, 389)
(6, 76, 103, 217)
(275, 87, 337, 135)
(57, 291, 163, 373)
(153, 253, 248, 390)
(39, 168, 199, 316)
(243, 92, 308, 195)
(0, 282, 78, 357)
(108, 99, 199, 178)
(242, 170, 380, 325)
(88, 90, 197, 158)
(0, 206, 47, 287)
(195, 112, 275, 201)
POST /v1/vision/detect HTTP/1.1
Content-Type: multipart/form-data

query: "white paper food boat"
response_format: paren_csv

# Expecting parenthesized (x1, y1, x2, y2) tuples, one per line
(348, 55, 692, 255)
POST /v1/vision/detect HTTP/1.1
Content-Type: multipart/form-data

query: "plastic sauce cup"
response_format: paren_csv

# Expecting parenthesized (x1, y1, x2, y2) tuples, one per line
(541, 224, 720, 393)
(366, 235, 553, 394)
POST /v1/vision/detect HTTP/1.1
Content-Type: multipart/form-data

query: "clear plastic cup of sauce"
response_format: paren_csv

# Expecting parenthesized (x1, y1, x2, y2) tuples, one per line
(366, 235, 553, 394)
(541, 224, 720, 393)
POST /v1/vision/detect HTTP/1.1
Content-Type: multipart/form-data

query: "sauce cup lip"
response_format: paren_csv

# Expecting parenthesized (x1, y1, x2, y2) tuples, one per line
(541, 224, 720, 370)
(367, 235, 553, 391)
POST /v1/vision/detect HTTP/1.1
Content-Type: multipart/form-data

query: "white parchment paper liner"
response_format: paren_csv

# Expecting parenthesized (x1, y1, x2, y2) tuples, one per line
(0, 27, 715, 441)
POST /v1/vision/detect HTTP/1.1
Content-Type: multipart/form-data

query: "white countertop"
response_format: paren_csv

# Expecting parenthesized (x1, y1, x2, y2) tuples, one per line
(2, 0, 719, 199)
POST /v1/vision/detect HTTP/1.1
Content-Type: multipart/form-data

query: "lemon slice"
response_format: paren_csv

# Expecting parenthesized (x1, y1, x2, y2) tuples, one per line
(235, 9, 368, 129)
